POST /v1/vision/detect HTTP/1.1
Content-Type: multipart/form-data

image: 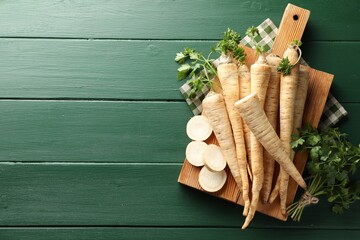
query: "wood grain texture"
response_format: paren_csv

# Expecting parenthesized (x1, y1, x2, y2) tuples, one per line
(0, 228, 358, 240)
(0, 163, 359, 229)
(0, 39, 214, 100)
(0, 39, 359, 102)
(0, 0, 358, 41)
(0, 101, 191, 162)
(272, 4, 310, 56)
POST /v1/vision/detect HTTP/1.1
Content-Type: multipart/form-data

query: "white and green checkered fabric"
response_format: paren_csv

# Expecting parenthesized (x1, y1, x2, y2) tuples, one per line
(179, 19, 347, 129)
(179, 84, 209, 115)
(319, 93, 348, 130)
(240, 18, 277, 52)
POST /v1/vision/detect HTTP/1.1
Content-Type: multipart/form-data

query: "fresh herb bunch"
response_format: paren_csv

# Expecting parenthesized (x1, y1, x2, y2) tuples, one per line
(215, 28, 246, 65)
(174, 48, 217, 98)
(277, 39, 302, 76)
(288, 125, 360, 221)
(216, 28, 241, 55)
(246, 26, 265, 55)
(175, 28, 245, 98)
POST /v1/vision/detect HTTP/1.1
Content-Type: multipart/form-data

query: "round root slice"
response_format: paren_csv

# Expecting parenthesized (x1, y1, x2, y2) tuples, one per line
(186, 116, 213, 141)
(203, 144, 226, 172)
(198, 166, 227, 192)
(185, 141, 207, 167)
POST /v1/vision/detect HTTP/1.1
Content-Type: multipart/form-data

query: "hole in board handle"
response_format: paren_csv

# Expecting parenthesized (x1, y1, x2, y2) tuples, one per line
(293, 14, 299, 21)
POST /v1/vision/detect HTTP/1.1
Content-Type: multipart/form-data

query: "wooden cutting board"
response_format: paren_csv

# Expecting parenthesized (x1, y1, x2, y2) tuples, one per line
(178, 4, 334, 221)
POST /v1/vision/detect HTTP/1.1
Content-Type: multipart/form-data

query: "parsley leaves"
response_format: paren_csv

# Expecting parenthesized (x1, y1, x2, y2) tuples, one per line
(277, 57, 293, 76)
(175, 48, 217, 98)
(289, 125, 360, 220)
(174, 28, 245, 98)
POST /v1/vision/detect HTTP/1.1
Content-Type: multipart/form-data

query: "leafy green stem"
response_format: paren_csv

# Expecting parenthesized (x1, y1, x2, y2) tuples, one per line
(174, 48, 217, 98)
(288, 125, 360, 221)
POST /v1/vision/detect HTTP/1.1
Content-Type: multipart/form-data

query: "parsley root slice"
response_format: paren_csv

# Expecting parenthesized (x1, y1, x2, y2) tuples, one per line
(260, 54, 282, 203)
(238, 63, 253, 183)
(235, 93, 307, 229)
(203, 144, 226, 172)
(218, 60, 250, 216)
(244, 54, 271, 228)
(186, 116, 213, 141)
(202, 92, 242, 190)
(198, 166, 227, 193)
(270, 42, 301, 214)
(185, 141, 207, 167)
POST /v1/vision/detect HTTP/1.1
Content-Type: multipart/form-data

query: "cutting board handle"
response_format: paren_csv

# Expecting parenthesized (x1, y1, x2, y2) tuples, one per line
(272, 4, 310, 56)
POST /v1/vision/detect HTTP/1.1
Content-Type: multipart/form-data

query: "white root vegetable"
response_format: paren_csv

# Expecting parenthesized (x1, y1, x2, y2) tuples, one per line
(261, 54, 282, 203)
(234, 93, 307, 190)
(269, 43, 301, 214)
(186, 115, 213, 141)
(280, 65, 310, 215)
(185, 141, 207, 167)
(218, 60, 250, 216)
(242, 54, 271, 229)
(203, 144, 227, 172)
(202, 91, 242, 189)
(238, 64, 253, 182)
(198, 166, 227, 192)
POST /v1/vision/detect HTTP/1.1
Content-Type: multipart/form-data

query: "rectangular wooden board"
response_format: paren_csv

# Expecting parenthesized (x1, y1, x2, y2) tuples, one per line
(178, 46, 333, 221)
(178, 4, 333, 221)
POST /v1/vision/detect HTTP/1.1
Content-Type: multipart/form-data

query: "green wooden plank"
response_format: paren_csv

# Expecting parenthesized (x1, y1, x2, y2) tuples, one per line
(0, 101, 191, 162)
(0, 39, 213, 100)
(0, 228, 358, 240)
(0, 101, 358, 163)
(338, 103, 360, 143)
(302, 43, 360, 103)
(0, 0, 358, 40)
(0, 39, 359, 102)
(0, 163, 358, 228)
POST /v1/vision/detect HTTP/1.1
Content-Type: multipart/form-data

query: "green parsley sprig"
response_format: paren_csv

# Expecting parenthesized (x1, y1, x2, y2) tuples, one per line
(288, 125, 360, 221)
(175, 28, 246, 98)
(175, 48, 217, 98)
(216, 28, 241, 55)
(215, 28, 246, 65)
(277, 57, 293, 76)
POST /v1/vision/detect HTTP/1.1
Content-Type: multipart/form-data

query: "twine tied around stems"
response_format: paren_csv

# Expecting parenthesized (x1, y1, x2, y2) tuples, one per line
(298, 191, 319, 208)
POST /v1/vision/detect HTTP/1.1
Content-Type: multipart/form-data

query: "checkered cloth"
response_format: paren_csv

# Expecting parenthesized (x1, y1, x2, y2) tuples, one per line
(240, 18, 277, 53)
(319, 93, 348, 129)
(179, 18, 347, 129)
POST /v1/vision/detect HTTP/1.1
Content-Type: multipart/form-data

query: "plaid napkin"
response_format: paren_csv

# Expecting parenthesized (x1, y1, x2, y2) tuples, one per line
(179, 18, 347, 129)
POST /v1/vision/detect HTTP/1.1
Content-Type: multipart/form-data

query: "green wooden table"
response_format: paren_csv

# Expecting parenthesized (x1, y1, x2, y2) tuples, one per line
(0, 1, 359, 239)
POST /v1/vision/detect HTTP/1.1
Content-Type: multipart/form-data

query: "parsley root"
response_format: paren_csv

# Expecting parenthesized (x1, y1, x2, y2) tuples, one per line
(202, 92, 242, 190)
(234, 93, 307, 192)
(261, 54, 282, 203)
(270, 40, 302, 214)
(217, 29, 250, 216)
